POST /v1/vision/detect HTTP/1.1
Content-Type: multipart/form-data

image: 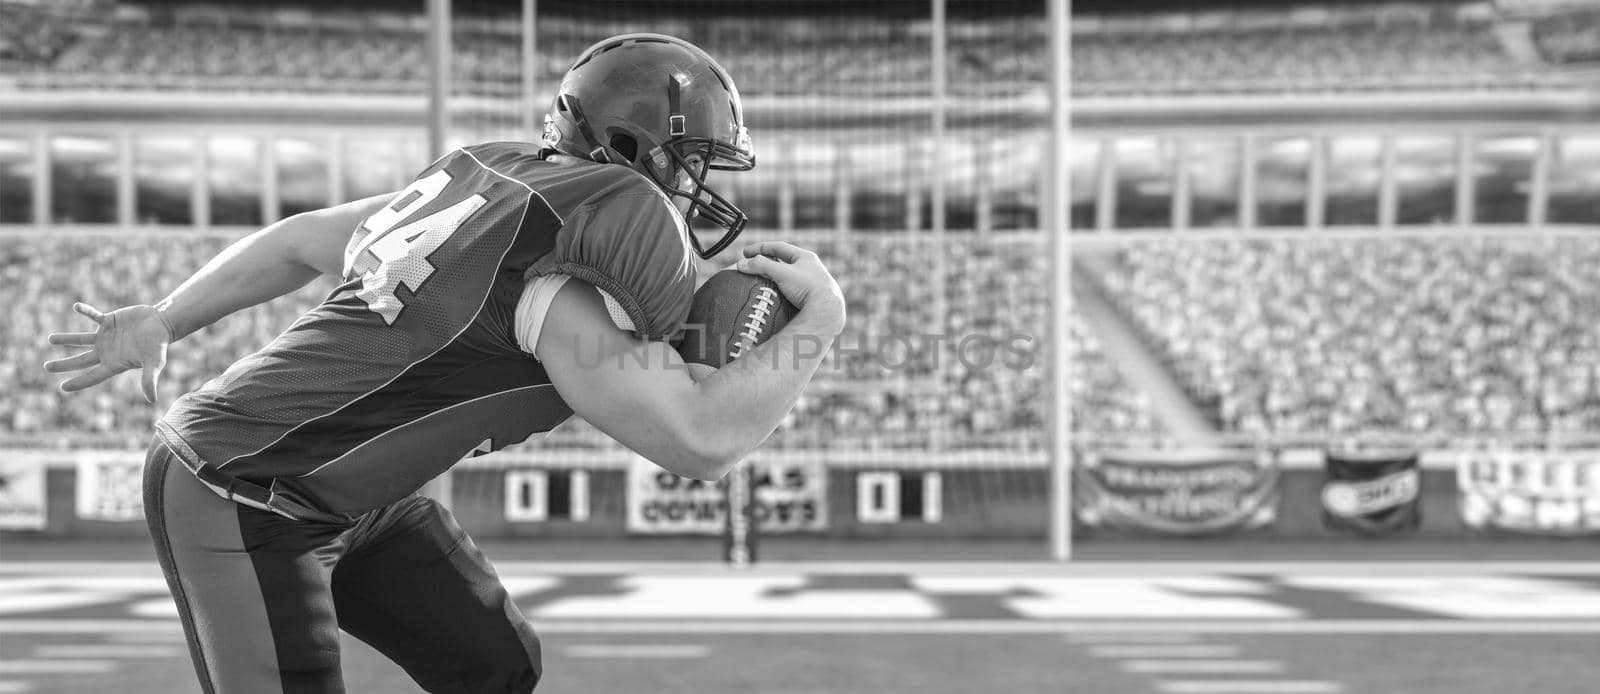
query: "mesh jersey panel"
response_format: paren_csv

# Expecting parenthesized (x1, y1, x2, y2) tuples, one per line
(157, 143, 695, 517)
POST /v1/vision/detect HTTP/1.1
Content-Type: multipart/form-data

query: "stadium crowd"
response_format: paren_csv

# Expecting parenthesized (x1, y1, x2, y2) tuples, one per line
(0, 3, 75, 67)
(1533, 9, 1600, 65)
(0, 233, 1158, 451)
(14, 232, 1600, 447)
(0, 235, 331, 447)
(1094, 236, 1600, 438)
(1073, 23, 1547, 93)
(772, 236, 1160, 450)
(1, 3, 1581, 96)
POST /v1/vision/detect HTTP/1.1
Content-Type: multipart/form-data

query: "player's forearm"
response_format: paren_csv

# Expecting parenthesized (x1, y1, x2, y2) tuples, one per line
(155, 196, 389, 340)
(684, 300, 845, 476)
(154, 218, 329, 340)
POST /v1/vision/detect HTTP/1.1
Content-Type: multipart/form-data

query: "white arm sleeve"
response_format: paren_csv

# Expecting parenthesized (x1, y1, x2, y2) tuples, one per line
(514, 273, 638, 356)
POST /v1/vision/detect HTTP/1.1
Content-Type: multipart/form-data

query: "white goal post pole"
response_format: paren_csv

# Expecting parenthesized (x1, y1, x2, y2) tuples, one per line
(1047, 0, 1074, 561)
(522, 0, 538, 142)
(426, 0, 452, 160)
(423, 0, 454, 510)
(930, 0, 946, 236)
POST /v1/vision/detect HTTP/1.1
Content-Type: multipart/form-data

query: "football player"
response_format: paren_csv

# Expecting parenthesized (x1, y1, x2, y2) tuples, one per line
(44, 34, 844, 694)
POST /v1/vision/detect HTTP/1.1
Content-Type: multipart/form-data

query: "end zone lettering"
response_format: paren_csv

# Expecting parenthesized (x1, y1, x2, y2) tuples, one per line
(640, 499, 722, 524)
(627, 456, 828, 535)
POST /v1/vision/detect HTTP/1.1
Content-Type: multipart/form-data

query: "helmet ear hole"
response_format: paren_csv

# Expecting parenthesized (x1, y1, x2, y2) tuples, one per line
(609, 133, 638, 163)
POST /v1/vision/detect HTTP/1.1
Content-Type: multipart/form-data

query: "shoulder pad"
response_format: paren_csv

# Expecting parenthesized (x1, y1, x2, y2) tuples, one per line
(528, 177, 696, 341)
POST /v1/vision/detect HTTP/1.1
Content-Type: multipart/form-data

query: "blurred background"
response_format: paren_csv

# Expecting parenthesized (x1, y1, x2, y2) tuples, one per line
(3, 0, 1600, 692)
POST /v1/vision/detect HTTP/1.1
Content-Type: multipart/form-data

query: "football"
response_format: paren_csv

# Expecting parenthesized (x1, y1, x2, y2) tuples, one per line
(676, 269, 799, 368)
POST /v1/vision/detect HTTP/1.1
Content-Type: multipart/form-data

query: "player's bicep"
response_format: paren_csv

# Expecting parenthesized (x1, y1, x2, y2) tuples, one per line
(536, 279, 710, 469)
(282, 193, 396, 277)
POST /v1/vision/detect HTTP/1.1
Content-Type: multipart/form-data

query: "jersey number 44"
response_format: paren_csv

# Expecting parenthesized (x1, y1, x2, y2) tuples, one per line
(344, 170, 489, 325)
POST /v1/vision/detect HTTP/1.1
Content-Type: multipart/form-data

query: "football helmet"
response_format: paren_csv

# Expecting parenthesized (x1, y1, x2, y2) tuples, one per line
(543, 33, 756, 259)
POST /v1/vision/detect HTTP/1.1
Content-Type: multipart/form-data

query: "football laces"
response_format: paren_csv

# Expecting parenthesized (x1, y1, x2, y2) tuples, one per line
(729, 286, 779, 359)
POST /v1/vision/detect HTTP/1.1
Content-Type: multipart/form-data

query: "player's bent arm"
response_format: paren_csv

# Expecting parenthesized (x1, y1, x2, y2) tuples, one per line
(156, 194, 393, 340)
(538, 279, 841, 481)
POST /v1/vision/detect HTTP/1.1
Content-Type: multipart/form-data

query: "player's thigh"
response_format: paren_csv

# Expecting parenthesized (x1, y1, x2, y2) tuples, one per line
(333, 496, 541, 694)
(144, 441, 349, 694)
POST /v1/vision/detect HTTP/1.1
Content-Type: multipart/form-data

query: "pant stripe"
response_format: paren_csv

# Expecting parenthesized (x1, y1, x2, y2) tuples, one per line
(144, 444, 217, 694)
(146, 441, 293, 692)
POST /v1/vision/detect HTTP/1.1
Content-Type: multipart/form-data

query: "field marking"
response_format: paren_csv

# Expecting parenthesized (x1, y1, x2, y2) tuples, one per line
(105, 632, 190, 644)
(563, 644, 711, 659)
(0, 682, 32, 693)
(533, 576, 942, 619)
(1090, 645, 1242, 658)
(5, 561, 1600, 577)
(32, 645, 187, 659)
(1121, 659, 1285, 674)
(1065, 633, 1202, 644)
(1156, 680, 1343, 693)
(11, 618, 1600, 635)
(0, 660, 117, 674)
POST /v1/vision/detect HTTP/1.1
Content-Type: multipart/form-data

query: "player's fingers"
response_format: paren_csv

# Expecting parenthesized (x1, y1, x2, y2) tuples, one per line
(734, 254, 797, 282)
(59, 364, 118, 393)
(740, 241, 809, 263)
(47, 331, 98, 346)
(43, 351, 100, 374)
(140, 343, 168, 404)
(73, 302, 108, 325)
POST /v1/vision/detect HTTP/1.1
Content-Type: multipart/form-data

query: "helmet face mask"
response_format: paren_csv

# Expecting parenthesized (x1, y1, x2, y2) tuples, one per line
(543, 34, 756, 259)
(654, 133, 753, 258)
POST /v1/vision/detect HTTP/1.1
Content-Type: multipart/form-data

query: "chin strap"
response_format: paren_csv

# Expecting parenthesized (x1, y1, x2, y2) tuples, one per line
(667, 76, 686, 137)
(561, 94, 611, 164)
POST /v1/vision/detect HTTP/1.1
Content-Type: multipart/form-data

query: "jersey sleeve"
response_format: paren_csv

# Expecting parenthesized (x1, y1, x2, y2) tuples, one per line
(526, 184, 697, 341)
(513, 274, 639, 357)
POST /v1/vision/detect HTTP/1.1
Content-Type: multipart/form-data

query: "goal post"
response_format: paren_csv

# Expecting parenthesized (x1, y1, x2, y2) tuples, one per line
(1047, 0, 1075, 561)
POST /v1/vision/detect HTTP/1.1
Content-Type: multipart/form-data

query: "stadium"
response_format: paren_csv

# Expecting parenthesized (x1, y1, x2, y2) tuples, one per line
(2, 0, 1600, 692)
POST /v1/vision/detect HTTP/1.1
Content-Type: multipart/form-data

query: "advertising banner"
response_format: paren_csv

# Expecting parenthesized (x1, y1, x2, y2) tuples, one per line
(1458, 450, 1600, 536)
(1321, 449, 1422, 537)
(1074, 448, 1280, 535)
(75, 451, 146, 522)
(626, 456, 827, 535)
(0, 450, 48, 529)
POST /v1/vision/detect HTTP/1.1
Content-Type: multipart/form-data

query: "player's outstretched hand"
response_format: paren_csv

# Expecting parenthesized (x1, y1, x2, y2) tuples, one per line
(44, 302, 173, 404)
(734, 241, 845, 330)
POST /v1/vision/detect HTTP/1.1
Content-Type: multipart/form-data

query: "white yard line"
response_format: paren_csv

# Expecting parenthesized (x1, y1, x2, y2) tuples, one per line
(32, 645, 187, 659)
(1065, 633, 1203, 644)
(0, 660, 117, 674)
(1121, 659, 1286, 674)
(563, 644, 711, 659)
(1090, 645, 1242, 659)
(105, 632, 190, 644)
(1155, 680, 1343, 694)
